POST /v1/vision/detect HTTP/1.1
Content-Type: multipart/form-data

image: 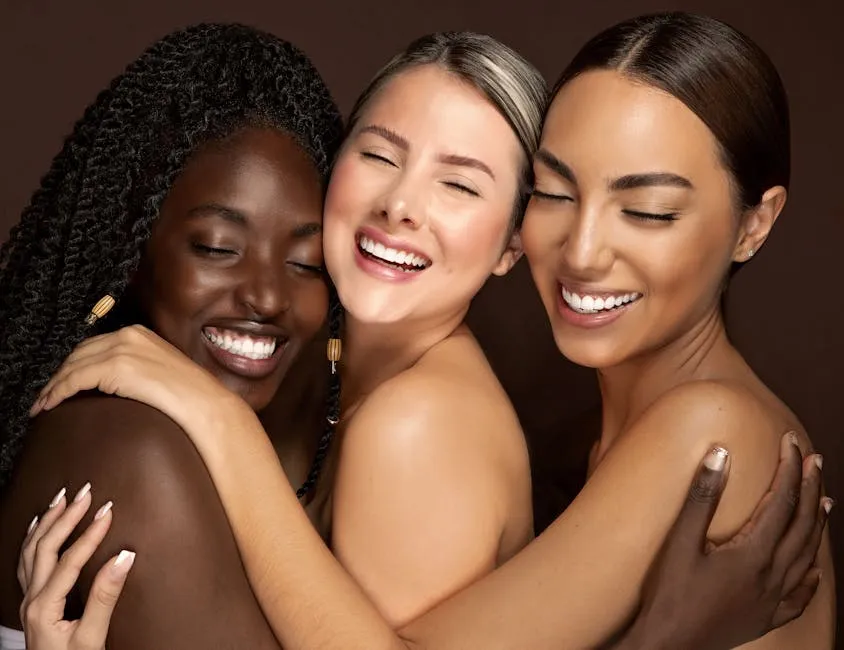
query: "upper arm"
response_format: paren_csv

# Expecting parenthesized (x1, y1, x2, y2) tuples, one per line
(3, 397, 284, 650)
(331, 379, 506, 628)
(399, 381, 797, 649)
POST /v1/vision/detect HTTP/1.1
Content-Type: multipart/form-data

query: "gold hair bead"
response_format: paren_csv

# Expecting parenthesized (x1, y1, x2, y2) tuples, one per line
(84, 294, 116, 326)
(327, 337, 342, 374)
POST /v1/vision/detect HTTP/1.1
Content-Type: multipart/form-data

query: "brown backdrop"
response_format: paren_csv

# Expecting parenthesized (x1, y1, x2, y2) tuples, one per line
(2, 0, 842, 637)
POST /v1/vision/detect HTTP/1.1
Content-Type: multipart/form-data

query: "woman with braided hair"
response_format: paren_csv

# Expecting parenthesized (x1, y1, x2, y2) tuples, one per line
(0, 23, 346, 649)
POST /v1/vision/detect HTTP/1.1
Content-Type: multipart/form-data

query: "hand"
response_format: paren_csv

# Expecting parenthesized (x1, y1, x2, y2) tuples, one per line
(622, 432, 831, 650)
(30, 325, 240, 435)
(18, 486, 134, 650)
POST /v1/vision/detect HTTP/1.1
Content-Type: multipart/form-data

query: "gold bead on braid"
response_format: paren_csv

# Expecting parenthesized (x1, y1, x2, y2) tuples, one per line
(84, 295, 116, 326)
(327, 337, 342, 374)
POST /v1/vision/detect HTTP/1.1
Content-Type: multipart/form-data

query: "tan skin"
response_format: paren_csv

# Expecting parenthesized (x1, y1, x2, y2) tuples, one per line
(0, 126, 329, 649)
(520, 70, 836, 647)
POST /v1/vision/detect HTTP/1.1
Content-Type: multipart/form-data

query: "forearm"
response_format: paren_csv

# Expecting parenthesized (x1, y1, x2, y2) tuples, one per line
(196, 401, 408, 650)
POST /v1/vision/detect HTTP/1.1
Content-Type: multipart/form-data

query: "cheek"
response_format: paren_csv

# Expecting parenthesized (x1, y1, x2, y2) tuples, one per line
(290, 280, 329, 338)
(521, 208, 564, 270)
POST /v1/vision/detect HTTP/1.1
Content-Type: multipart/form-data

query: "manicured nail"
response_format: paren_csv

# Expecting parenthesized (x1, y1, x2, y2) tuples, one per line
(26, 516, 39, 535)
(814, 455, 824, 471)
(822, 497, 835, 514)
(787, 431, 799, 447)
(49, 487, 66, 509)
(112, 550, 136, 574)
(704, 447, 729, 471)
(73, 482, 91, 503)
(94, 501, 113, 520)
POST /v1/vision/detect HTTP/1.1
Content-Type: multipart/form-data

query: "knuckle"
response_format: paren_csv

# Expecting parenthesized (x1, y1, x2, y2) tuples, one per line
(93, 584, 120, 608)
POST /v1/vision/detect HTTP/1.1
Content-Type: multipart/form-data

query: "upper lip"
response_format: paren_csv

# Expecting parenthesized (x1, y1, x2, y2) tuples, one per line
(357, 226, 432, 262)
(558, 279, 640, 298)
(203, 320, 289, 340)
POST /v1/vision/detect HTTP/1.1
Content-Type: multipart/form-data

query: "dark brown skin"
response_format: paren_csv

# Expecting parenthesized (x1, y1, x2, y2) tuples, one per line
(0, 126, 331, 649)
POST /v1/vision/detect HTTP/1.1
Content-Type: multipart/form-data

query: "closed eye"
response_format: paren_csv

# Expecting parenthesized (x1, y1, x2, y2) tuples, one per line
(361, 151, 397, 167)
(443, 181, 479, 197)
(192, 243, 238, 256)
(623, 209, 678, 222)
(531, 190, 574, 203)
(289, 261, 325, 276)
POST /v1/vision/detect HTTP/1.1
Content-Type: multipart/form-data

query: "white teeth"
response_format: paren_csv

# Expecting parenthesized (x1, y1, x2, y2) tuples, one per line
(561, 287, 641, 314)
(203, 329, 278, 360)
(358, 236, 430, 269)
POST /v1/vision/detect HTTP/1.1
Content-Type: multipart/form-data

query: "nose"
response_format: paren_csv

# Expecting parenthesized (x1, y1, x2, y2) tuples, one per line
(376, 173, 424, 230)
(560, 207, 613, 278)
(236, 254, 291, 320)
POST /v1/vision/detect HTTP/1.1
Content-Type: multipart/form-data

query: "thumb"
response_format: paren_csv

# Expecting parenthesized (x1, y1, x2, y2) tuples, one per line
(663, 447, 731, 562)
(74, 551, 135, 647)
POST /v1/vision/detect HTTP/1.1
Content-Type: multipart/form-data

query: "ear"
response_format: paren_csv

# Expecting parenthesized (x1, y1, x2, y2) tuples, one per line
(733, 186, 787, 262)
(491, 229, 524, 276)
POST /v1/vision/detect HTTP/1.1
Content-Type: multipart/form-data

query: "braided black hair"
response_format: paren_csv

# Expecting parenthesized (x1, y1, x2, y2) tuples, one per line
(0, 23, 345, 493)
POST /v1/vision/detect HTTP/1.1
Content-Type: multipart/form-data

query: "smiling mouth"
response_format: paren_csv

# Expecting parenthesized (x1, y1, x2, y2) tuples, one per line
(561, 286, 642, 314)
(356, 234, 432, 273)
(202, 326, 283, 360)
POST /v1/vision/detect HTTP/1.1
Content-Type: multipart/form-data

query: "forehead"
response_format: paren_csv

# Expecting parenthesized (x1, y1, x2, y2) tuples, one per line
(359, 65, 522, 165)
(541, 70, 724, 180)
(162, 127, 324, 225)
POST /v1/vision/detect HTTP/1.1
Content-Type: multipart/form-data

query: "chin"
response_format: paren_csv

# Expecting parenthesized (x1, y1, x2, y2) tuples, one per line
(552, 333, 626, 371)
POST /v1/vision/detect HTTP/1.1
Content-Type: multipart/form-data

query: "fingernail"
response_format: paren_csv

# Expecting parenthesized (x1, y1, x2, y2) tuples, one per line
(822, 497, 835, 514)
(814, 455, 824, 471)
(112, 550, 136, 575)
(26, 516, 39, 535)
(787, 431, 799, 447)
(73, 482, 91, 503)
(49, 487, 66, 509)
(94, 501, 113, 520)
(704, 447, 729, 471)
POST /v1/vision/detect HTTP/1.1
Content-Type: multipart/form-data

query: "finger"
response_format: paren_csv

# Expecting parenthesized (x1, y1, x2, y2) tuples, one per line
(32, 505, 114, 613)
(31, 334, 126, 415)
(661, 446, 731, 562)
(38, 355, 130, 412)
(770, 567, 821, 629)
(19, 487, 69, 592)
(74, 550, 136, 649)
(779, 496, 832, 595)
(30, 485, 95, 595)
(16, 514, 42, 592)
(742, 432, 803, 556)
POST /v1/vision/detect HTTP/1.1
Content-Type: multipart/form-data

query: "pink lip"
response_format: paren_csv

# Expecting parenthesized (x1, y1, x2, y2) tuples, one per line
(201, 333, 288, 379)
(353, 226, 430, 283)
(556, 283, 637, 330)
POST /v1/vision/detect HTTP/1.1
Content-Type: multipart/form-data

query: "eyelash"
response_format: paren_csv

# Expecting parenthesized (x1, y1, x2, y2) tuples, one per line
(192, 243, 237, 256)
(531, 190, 573, 202)
(290, 262, 325, 275)
(444, 181, 479, 197)
(361, 151, 395, 166)
(623, 210, 678, 222)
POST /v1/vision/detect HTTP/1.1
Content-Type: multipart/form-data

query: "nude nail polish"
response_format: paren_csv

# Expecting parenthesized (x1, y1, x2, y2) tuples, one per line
(823, 497, 835, 514)
(26, 516, 39, 535)
(814, 455, 824, 471)
(112, 550, 136, 574)
(704, 447, 729, 471)
(94, 501, 113, 520)
(48, 487, 66, 509)
(73, 482, 91, 503)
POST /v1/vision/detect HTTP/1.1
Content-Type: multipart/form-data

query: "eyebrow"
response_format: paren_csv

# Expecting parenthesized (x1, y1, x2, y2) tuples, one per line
(535, 149, 577, 185)
(187, 204, 322, 237)
(536, 149, 693, 191)
(187, 204, 247, 225)
(609, 172, 693, 191)
(359, 123, 496, 180)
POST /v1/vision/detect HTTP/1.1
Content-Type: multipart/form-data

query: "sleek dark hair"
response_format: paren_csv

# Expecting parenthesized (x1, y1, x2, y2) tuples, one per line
(551, 11, 790, 210)
(0, 23, 344, 489)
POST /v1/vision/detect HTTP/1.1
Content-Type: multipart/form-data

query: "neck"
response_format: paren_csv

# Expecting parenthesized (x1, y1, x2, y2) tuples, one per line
(340, 306, 468, 413)
(595, 305, 738, 456)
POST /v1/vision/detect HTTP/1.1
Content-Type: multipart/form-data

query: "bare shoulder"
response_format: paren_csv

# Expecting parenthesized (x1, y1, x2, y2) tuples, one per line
(349, 330, 527, 474)
(625, 378, 805, 536)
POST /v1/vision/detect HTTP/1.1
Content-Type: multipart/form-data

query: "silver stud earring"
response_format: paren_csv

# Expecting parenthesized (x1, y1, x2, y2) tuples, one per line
(747, 248, 755, 259)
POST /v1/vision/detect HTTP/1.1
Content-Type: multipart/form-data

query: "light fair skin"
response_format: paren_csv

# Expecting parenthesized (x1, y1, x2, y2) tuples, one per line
(322, 64, 532, 626)
(17, 65, 830, 649)
(520, 69, 835, 647)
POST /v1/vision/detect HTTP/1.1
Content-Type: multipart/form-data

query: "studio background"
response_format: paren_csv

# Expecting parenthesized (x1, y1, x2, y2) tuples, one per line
(2, 0, 842, 636)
